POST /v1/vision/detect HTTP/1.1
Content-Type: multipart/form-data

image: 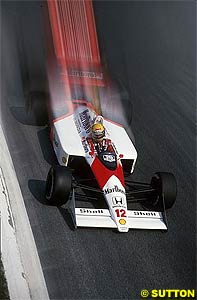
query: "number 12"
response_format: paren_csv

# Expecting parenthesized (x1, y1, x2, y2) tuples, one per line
(115, 209, 126, 217)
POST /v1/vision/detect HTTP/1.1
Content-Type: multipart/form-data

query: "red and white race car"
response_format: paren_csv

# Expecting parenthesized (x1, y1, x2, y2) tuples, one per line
(43, 0, 176, 233)
(45, 97, 176, 232)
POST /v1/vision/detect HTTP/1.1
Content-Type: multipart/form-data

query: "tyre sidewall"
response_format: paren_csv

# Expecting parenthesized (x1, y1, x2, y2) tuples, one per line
(151, 172, 177, 210)
(45, 166, 72, 206)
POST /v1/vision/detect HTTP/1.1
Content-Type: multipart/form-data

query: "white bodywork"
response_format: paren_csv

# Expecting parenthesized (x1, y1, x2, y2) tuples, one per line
(75, 208, 167, 230)
(51, 104, 166, 232)
(52, 106, 137, 170)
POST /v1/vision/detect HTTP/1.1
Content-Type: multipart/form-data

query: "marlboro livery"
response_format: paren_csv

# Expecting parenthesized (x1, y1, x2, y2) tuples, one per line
(44, 0, 177, 232)
(46, 100, 177, 232)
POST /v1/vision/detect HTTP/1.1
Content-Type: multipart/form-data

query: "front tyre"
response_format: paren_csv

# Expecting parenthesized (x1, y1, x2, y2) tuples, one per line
(151, 172, 177, 210)
(45, 165, 72, 206)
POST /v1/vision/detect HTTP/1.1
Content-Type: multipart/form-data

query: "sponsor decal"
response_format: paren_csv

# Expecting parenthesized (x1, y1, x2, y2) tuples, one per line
(81, 138, 89, 153)
(119, 219, 126, 225)
(112, 196, 124, 206)
(79, 109, 91, 134)
(140, 289, 195, 299)
(103, 154, 115, 162)
(74, 117, 82, 133)
(134, 211, 157, 217)
(104, 185, 125, 195)
(68, 69, 103, 80)
(79, 208, 104, 214)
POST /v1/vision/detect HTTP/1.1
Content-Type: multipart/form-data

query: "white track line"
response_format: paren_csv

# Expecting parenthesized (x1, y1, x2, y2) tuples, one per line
(0, 124, 49, 300)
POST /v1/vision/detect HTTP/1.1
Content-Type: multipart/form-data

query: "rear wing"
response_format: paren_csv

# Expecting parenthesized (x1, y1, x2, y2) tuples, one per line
(47, 0, 104, 86)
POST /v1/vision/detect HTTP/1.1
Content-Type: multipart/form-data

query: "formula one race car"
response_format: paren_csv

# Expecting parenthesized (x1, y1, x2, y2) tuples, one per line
(10, 0, 176, 233)
(44, 0, 176, 233)
(45, 99, 177, 233)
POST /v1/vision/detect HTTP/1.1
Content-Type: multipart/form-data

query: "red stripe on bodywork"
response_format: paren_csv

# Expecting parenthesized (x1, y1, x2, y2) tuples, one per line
(91, 157, 125, 189)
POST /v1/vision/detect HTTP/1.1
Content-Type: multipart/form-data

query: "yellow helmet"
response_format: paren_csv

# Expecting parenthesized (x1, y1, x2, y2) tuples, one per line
(92, 123, 105, 142)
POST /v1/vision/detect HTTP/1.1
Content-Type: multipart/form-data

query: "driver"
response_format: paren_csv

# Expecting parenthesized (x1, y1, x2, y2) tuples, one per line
(92, 123, 105, 142)
(91, 120, 114, 153)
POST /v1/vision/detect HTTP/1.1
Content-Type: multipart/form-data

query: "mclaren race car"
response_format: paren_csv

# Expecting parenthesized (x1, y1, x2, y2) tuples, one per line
(44, 0, 177, 233)
(45, 100, 177, 233)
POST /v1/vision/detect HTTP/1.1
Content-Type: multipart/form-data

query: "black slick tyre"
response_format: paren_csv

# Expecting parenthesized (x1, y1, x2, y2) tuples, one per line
(45, 165, 72, 206)
(26, 91, 48, 126)
(150, 172, 177, 210)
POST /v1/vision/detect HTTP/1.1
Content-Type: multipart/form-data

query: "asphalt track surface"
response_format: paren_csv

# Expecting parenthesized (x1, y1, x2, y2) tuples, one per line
(1, 1, 196, 299)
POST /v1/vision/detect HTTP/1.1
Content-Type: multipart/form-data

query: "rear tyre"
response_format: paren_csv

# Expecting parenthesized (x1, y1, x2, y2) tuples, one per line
(45, 165, 72, 206)
(26, 91, 48, 126)
(150, 172, 177, 210)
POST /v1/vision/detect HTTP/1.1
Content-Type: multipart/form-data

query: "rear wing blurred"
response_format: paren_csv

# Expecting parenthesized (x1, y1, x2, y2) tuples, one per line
(47, 0, 104, 86)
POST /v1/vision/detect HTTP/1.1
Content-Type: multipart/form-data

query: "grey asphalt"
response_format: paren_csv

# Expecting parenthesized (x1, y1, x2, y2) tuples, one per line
(1, 1, 196, 299)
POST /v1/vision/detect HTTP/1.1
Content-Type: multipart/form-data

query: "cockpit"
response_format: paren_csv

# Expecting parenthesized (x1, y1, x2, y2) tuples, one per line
(86, 137, 118, 170)
(97, 151, 117, 170)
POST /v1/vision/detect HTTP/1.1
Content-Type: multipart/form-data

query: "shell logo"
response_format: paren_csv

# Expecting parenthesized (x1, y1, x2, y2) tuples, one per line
(119, 219, 126, 225)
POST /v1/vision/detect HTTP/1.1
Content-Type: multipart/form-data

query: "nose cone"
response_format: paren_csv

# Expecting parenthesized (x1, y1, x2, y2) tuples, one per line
(103, 175, 129, 232)
(117, 224, 129, 233)
(116, 214, 129, 232)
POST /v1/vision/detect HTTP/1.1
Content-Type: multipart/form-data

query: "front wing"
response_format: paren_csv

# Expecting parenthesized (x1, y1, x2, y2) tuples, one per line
(67, 189, 167, 231)
(74, 208, 167, 230)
